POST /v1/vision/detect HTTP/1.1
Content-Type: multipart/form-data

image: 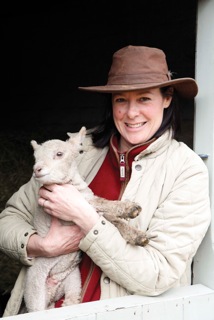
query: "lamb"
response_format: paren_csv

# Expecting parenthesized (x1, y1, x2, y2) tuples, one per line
(24, 126, 149, 313)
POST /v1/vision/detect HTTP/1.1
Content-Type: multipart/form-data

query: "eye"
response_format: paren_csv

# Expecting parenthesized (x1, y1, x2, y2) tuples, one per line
(56, 152, 63, 157)
(112, 95, 126, 104)
(115, 97, 126, 103)
(139, 96, 150, 102)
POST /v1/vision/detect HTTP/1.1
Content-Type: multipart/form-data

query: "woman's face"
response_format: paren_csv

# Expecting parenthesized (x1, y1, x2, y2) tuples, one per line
(112, 88, 172, 151)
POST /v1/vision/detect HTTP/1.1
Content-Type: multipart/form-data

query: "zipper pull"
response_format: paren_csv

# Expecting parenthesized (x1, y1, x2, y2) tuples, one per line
(119, 153, 126, 181)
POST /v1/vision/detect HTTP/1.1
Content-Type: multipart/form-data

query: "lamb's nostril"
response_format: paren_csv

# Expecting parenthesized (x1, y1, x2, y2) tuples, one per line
(34, 167, 42, 173)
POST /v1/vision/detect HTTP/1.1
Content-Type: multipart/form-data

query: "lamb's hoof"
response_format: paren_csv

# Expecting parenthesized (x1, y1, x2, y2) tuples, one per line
(128, 204, 142, 219)
(135, 234, 149, 247)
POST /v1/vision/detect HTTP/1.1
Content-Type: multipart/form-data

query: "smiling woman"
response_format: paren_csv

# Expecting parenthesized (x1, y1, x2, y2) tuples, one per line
(111, 88, 172, 150)
(0, 45, 211, 317)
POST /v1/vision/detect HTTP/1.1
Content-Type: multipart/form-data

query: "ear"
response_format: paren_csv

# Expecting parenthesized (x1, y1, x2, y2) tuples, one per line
(164, 95, 172, 109)
(79, 126, 87, 139)
(67, 126, 86, 144)
(31, 140, 39, 150)
(67, 126, 87, 151)
(163, 87, 174, 109)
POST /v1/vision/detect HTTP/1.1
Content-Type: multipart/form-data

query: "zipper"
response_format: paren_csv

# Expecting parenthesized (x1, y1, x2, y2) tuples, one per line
(119, 153, 126, 181)
(118, 152, 130, 200)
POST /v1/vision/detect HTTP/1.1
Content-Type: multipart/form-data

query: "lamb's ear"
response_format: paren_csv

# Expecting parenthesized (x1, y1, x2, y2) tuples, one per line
(79, 126, 87, 136)
(67, 126, 87, 146)
(31, 140, 39, 150)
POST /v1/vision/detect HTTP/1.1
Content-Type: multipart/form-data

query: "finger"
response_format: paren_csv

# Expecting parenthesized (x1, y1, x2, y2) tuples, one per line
(43, 184, 56, 191)
(43, 199, 47, 208)
(38, 198, 48, 208)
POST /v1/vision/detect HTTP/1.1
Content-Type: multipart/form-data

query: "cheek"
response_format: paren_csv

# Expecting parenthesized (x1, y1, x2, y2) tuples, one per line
(149, 105, 165, 119)
(113, 107, 124, 119)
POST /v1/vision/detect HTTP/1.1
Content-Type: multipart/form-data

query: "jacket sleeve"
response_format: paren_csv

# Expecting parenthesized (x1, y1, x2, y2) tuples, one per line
(79, 150, 211, 296)
(0, 177, 40, 265)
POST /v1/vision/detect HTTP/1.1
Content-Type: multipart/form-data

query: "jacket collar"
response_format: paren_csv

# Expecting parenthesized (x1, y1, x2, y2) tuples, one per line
(110, 128, 173, 161)
(136, 128, 173, 160)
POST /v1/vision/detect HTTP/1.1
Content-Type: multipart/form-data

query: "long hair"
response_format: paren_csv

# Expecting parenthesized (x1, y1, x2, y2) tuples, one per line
(91, 87, 181, 148)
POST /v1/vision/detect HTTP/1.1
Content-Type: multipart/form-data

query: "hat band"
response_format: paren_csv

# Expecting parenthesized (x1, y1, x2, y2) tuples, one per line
(107, 72, 171, 85)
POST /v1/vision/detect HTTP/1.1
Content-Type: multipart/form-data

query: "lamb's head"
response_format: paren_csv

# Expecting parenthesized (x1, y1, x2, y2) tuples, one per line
(31, 126, 86, 185)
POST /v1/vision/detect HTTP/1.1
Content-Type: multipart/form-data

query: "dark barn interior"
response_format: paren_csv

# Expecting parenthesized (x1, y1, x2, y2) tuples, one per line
(0, 0, 197, 315)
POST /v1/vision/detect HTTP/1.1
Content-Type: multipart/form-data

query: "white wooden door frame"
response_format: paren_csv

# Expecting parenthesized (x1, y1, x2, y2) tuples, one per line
(193, 0, 214, 288)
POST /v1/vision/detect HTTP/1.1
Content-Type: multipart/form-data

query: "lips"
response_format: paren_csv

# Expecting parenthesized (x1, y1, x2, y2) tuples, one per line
(125, 122, 147, 128)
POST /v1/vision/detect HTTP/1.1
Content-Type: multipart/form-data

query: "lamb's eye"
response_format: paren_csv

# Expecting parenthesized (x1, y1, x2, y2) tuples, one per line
(56, 152, 63, 157)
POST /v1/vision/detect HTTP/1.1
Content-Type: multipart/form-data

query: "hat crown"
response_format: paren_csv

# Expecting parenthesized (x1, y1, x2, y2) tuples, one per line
(107, 45, 171, 85)
(79, 45, 198, 99)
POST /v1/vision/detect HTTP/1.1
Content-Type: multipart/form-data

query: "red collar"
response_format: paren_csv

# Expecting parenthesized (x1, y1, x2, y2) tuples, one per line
(110, 135, 152, 180)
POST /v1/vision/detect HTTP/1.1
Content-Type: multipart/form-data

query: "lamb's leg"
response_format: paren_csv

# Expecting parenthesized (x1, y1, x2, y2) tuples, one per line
(61, 266, 82, 307)
(103, 213, 149, 246)
(24, 260, 51, 312)
(89, 197, 141, 219)
(47, 251, 82, 307)
(88, 197, 147, 245)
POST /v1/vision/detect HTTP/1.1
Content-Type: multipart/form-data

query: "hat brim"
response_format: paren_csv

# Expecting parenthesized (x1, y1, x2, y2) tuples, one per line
(79, 78, 198, 99)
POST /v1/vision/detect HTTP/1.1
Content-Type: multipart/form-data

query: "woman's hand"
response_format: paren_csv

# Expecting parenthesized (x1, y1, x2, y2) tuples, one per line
(38, 183, 100, 234)
(27, 217, 84, 258)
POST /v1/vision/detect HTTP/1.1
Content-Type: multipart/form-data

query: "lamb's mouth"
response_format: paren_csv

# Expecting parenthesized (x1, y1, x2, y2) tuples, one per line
(33, 173, 52, 183)
(33, 173, 48, 179)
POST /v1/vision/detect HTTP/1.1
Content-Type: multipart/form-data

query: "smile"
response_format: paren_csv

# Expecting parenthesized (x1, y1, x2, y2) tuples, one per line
(125, 122, 146, 128)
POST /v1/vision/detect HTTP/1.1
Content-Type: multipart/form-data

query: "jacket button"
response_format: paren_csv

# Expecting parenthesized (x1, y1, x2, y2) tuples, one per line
(101, 220, 106, 225)
(135, 164, 142, 171)
(103, 277, 110, 284)
(21, 244, 24, 249)
(24, 232, 29, 237)
(93, 230, 98, 235)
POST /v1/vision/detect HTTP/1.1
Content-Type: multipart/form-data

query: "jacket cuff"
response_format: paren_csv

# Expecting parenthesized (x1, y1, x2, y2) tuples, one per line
(79, 216, 110, 252)
(18, 228, 37, 265)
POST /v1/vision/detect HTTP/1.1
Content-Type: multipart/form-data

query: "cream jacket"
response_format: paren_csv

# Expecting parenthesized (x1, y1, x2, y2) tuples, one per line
(0, 129, 211, 317)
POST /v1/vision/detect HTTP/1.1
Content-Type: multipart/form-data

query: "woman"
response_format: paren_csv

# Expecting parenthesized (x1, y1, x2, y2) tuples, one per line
(0, 45, 211, 316)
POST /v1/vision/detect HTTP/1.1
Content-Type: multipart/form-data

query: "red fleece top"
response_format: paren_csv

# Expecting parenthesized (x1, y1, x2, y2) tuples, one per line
(55, 136, 149, 307)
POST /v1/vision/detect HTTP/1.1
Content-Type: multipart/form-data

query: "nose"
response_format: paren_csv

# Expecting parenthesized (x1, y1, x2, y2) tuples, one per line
(126, 102, 139, 118)
(33, 161, 44, 175)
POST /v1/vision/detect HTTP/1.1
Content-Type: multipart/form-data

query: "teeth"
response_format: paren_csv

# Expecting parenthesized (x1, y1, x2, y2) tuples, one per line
(126, 123, 144, 128)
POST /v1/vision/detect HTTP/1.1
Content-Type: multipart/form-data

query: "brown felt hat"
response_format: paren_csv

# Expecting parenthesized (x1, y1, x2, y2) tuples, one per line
(79, 45, 198, 99)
